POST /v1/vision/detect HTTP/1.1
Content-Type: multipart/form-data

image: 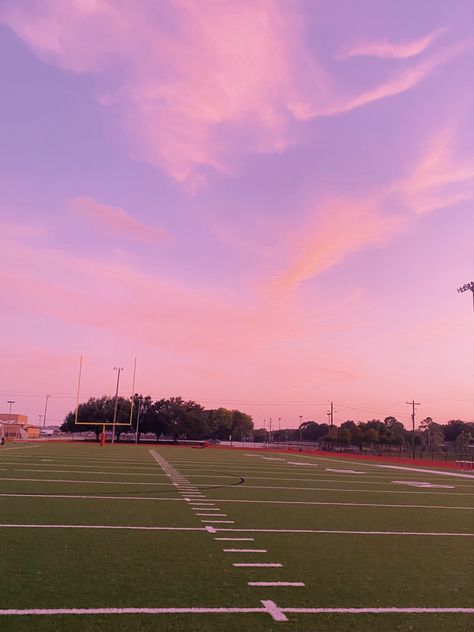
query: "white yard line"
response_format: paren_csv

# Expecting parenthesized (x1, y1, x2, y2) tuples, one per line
(223, 549, 268, 553)
(12, 469, 167, 477)
(1, 523, 469, 536)
(249, 582, 304, 587)
(0, 524, 206, 531)
(233, 563, 282, 567)
(211, 498, 473, 510)
(0, 445, 38, 452)
(214, 538, 255, 541)
(0, 477, 176, 486)
(0, 604, 472, 620)
(0, 493, 184, 501)
(216, 527, 474, 537)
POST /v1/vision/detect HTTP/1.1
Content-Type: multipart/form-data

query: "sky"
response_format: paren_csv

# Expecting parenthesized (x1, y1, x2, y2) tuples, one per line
(0, 0, 473, 429)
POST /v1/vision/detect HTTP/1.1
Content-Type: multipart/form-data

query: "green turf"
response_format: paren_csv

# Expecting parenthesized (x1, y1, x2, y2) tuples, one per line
(0, 442, 473, 632)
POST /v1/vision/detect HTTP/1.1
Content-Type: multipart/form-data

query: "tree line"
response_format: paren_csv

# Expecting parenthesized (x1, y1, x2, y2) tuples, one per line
(61, 395, 254, 442)
(260, 417, 474, 452)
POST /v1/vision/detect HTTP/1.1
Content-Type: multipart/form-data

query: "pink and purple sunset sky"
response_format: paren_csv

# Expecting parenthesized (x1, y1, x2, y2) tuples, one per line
(0, 0, 472, 428)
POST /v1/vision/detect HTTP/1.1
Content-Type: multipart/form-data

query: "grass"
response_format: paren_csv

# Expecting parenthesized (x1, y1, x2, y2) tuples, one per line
(0, 442, 473, 632)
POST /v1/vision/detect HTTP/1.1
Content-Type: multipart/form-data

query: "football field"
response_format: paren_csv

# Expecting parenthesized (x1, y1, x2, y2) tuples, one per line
(0, 442, 473, 632)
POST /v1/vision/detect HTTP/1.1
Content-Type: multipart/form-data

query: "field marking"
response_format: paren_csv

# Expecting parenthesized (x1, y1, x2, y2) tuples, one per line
(233, 563, 282, 567)
(211, 498, 473, 510)
(326, 469, 364, 474)
(0, 493, 186, 501)
(2, 604, 470, 619)
(304, 456, 474, 480)
(287, 461, 318, 467)
(261, 600, 288, 621)
(249, 582, 304, 587)
(223, 549, 267, 553)
(0, 523, 208, 531)
(392, 480, 455, 489)
(200, 520, 235, 523)
(12, 469, 169, 477)
(283, 607, 474, 614)
(195, 513, 227, 517)
(1, 523, 470, 536)
(216, 528, 474, 537)
(0, 477, 178, 486)
(0, 445, 38, 452)
(222, 484, 471, 496)
(214, 538, 254, 541)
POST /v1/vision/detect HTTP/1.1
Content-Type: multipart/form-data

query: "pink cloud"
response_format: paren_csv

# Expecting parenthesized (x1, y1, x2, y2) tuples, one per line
(270, 195, 405, 293)
(293, 40, 472, 121)
(401, 129, 474, 214)
(71, 196, 168, 244)
(339, 28, 446, 60)
(0, 0, 331, 188)
(3, 1, 466, 188)
(270, 127, 473, 293)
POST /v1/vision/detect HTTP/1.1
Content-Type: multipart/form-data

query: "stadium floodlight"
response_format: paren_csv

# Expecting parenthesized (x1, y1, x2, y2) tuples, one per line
(457, 281, 474, 310)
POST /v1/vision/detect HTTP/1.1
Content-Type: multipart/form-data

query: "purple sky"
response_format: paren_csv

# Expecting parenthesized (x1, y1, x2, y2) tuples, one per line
(0, 0, 472, 428)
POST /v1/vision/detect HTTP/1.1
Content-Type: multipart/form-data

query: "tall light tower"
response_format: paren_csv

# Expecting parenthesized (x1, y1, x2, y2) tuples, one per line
(457, 281, 474, 310)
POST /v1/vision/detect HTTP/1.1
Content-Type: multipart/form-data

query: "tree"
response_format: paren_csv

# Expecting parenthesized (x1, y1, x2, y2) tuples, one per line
(444, 420, 474, 442)
(60, 396, 131, 440)
(454, 431, 472, 454)
(300, 421, 329, 442)
(419, 417, 445, 451)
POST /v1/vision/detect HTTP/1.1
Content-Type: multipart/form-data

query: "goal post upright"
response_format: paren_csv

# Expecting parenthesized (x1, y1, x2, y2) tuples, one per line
(73, 356, 136, 440)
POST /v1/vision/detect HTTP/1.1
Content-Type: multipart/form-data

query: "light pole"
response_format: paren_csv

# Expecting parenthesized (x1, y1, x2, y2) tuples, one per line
(111, 367, 124, 445)
(7, 401, 15, 420)
(299, 415, 303, 442)
(269, 418, 272, 444)
(457, 281, 474, 310)
(43, 395, 50, 428)
(406, 400, 420, 460)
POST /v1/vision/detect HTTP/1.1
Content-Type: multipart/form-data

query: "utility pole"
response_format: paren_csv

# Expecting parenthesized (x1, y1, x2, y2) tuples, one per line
(406, 400, 420, 459)
(326, 401, 335, 427)
(112, 367, 124, 445)
(43, 395, 50, 428)
(299, 415, 303, 442)
(269, 418, 272, 445)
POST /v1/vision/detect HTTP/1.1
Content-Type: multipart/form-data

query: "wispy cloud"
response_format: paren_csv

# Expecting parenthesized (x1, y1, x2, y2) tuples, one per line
(71, 196, 168, 244)
(270, 127, 473, 293)
(339, 28, 446, 60)
(0, 0, 330, 188)
(294, 40, 472, 120)
(1, 1, 467, 188)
